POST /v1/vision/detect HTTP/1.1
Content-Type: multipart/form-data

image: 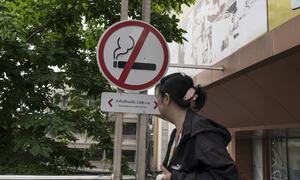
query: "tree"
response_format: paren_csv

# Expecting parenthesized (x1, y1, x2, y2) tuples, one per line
(0, 0, 196, 175)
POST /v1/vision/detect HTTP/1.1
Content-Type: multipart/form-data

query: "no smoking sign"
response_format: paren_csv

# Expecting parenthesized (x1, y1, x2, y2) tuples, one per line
(97, 20, 169, 91)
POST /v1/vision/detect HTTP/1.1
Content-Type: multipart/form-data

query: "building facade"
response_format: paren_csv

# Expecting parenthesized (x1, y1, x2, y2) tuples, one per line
(155, 1, 300, 179)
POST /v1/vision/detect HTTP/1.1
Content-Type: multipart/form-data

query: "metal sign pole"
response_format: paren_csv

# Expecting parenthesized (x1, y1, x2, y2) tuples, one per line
(112, 108, 123, 180)
(136, 1, 151, 179)
(142, 0, 151, 23)
(121, 0, 129, 21)
(112, 1, 128, 180)
(136, 110, 147, 180)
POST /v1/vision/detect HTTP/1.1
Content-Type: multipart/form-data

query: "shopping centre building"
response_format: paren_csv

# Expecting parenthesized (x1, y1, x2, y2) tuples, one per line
(155, 1, 300, 179)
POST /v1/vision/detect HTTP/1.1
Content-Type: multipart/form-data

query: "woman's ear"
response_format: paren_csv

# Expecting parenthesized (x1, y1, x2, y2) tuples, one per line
(163, 93, 171, 105)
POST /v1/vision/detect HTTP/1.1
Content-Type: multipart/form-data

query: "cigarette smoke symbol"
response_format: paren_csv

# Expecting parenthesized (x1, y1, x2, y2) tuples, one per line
(113, 35, 156, 71)
(113, 36, 135, 60)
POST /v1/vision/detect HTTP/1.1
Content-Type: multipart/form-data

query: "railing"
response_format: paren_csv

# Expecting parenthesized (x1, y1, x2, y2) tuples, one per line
(0, 175, 136, 180)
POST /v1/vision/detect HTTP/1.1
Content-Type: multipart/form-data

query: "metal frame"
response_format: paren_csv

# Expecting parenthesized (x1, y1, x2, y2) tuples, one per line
(169, 64, 224, 71)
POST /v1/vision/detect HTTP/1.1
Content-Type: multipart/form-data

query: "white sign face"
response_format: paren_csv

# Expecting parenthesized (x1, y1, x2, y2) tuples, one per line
(97, 20, 169, 91)
(101, 92, 159, 115)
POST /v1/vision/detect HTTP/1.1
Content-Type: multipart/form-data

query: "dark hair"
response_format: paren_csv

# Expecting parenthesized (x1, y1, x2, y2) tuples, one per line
(155, 73, 207, 111)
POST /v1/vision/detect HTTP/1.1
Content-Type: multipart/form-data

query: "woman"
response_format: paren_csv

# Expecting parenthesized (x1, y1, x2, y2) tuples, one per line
(155, 73, 237, 180)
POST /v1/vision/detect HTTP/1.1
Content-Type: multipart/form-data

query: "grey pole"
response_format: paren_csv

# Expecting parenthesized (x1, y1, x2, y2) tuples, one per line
(136, 112, 147, 180)
(142, 0, 151, 23)
(121, 0, 129, 21)
(136, 1, 151, 180)
(112, 108, 123, 180)
(112, 1, 129, 180)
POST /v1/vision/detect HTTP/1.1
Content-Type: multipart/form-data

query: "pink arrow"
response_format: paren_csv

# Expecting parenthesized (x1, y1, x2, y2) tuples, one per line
(108, 98, 113, 107)
(153, 101, 158, 109)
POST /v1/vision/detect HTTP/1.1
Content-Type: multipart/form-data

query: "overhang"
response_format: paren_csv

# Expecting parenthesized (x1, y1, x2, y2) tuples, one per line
(195, 15, 300, 130)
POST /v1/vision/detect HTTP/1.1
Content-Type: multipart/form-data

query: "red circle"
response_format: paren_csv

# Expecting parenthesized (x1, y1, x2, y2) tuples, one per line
(97, 20, 169, 91)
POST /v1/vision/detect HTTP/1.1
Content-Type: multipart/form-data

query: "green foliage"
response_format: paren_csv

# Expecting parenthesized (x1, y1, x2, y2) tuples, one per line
(0, 0, 196, 175)
(121, 156, 135, 175)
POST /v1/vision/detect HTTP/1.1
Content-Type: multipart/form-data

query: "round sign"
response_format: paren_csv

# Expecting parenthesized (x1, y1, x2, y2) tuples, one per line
(97, 20, 169, 91)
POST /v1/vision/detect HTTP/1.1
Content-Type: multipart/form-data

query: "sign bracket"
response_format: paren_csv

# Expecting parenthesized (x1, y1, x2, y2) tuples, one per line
(169, 63, 224, 71)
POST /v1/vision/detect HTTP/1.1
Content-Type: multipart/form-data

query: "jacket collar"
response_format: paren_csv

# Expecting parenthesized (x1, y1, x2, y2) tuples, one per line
(180, 109, 195, 143)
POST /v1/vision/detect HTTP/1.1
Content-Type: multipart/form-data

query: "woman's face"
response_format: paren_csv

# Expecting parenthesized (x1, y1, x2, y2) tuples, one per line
(155, 87, 169, 119)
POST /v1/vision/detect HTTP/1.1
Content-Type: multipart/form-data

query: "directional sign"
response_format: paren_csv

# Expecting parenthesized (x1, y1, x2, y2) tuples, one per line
(97, 20, 169, 91)
(101, 92, 159, 115)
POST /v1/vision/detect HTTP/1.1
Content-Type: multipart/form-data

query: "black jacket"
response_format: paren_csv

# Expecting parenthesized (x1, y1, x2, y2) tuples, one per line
(163, 110, 238, 180)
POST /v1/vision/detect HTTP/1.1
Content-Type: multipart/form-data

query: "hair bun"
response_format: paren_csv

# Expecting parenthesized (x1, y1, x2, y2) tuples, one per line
(156, 73, 207, 111)
(190, 85, 207, 111)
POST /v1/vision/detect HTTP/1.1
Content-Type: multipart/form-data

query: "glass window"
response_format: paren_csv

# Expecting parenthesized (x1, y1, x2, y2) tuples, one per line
(288, 129, 300, 180)
(252, 133, 263, 180)
(270, 130, 288, 180)
(123, 150, 135, 162)
(88, 149, 104, 161)
(123, 123, 137, 136)
(270, 128, 300, 180)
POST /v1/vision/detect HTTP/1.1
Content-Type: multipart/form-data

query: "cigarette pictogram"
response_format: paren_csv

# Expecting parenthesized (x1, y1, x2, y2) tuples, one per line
(113, 35, 156, 71)
(113, 61, 156, 71)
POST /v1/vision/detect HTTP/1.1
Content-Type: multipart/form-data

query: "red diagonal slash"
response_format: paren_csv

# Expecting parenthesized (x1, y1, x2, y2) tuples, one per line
(118, 27, 150, 83)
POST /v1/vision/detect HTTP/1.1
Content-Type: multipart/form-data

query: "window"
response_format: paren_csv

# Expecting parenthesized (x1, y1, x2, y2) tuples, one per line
(270, 130, 288, 180)
(270, 129, 300, 180)
(287, 130, 300, 179)
(123, 123, 137, 136)
(87, 149, 104, 161)
(123, 150, 135, 162)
